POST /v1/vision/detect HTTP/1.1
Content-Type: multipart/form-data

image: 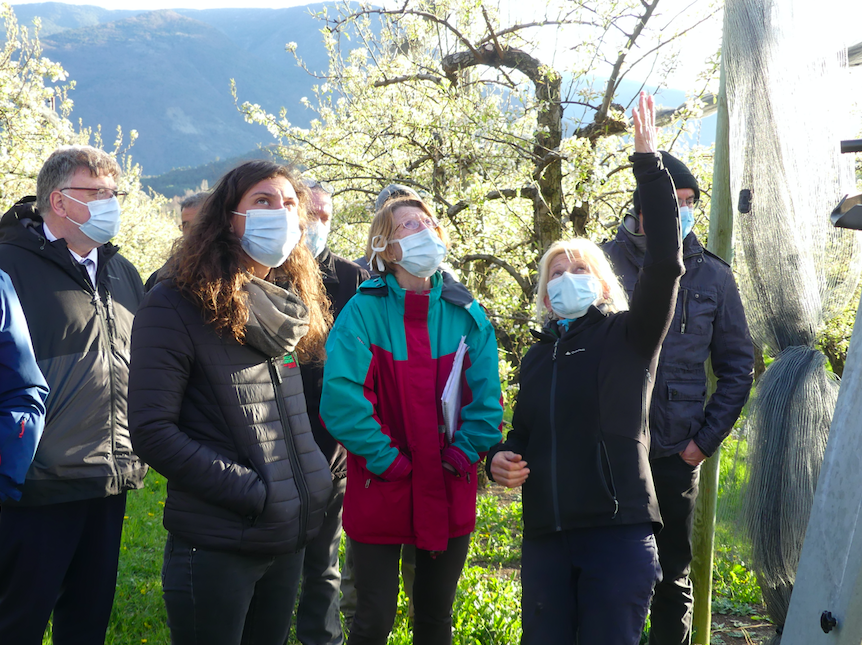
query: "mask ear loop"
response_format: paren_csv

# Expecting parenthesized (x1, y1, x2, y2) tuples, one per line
(369, 235, 388, 273)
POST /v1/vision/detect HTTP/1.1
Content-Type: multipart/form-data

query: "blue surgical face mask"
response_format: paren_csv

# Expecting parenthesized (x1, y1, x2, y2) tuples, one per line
(63, 194, 122, 245)
(679, 206, 695, 239)
(233, 207, 301, 268)
(393, 228, 447, 278)
(547, 272, 603, 320)
(305, 218, 330, 259)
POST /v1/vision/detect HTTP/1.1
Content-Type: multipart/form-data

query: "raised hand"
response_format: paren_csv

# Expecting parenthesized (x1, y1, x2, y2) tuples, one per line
(632, 92, 657, 154)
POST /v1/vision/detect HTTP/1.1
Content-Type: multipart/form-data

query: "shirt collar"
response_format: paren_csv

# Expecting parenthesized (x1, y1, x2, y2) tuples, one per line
(43, 220, 99, 270)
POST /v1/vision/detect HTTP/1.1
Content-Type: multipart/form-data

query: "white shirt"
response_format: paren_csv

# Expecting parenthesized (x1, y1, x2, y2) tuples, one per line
(43, 221, 99, 286)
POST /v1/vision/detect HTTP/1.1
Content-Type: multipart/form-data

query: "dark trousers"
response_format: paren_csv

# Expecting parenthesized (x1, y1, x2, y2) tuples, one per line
(648, 455, 700, 645)
(296, 476, 346, 645)
(341, 541, 416, 634)
(162, 533, 304, 645)
(521, 523, 660, 645)
(347, 534, 471, 645)
(0, 493, 127, 645)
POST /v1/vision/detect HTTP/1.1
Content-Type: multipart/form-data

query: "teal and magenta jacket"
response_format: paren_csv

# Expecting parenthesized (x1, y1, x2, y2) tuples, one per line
(320, 272, 503, 551)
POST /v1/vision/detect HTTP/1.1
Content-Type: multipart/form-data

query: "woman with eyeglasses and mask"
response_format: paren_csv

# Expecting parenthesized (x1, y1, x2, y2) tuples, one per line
(128, 160, 333, 645)
(320, 196, 504, 645)
(487, 93, 684, 645)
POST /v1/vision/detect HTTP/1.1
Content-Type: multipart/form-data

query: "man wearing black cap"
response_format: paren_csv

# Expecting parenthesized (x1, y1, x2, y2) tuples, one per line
(604, 151, 754, 645)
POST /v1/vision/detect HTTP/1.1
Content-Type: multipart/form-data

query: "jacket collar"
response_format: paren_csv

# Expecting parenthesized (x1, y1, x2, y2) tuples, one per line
(613, 221, 704, 264)
(530, 305, 607, 343)
(316, 246, 339, 285)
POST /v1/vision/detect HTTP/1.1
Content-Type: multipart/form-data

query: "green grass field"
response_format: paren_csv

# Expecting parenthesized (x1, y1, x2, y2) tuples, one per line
(40, 439, 761, 644)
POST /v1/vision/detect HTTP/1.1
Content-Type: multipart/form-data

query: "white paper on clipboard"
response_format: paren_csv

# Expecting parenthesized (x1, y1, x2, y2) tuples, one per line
(441, 336, 469, 443)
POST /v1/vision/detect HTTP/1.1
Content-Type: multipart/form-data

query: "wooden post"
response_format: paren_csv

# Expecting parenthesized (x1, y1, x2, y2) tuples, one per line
(690, 25, 733, 643)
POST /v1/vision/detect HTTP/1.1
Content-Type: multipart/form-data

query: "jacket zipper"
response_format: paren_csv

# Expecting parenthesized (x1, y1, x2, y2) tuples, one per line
(550, 339, 562, 531)
(89, 277, 119, 470)
(680, 289, 688, 334)
(268, 358, 310, 544)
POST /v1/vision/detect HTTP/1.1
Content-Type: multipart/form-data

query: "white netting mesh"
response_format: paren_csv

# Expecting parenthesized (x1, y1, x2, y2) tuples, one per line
(721, 0, 861, 638)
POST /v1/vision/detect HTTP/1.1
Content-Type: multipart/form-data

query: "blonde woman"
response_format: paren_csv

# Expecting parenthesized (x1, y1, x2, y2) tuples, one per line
(488, 93, 684, 644)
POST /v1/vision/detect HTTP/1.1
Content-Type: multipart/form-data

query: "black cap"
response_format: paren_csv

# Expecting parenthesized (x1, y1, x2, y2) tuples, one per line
(633, 151, 700, 214)
(375, 184, 420, 211)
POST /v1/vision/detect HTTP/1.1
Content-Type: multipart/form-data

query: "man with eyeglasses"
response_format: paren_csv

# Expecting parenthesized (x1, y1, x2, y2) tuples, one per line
(603, 150, 754, 645)
(0, 145, 147, 644)
(297, 177, 368, 645)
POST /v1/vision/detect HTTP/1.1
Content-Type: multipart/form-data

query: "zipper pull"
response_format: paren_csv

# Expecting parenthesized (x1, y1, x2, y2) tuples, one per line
(552, 339, 559, 361)
(269, 358, 283, 384)
(365, 478, 371, 489)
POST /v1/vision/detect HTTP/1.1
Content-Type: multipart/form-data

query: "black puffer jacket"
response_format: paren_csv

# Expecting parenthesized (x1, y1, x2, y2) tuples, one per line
(488, 152, 684, 538)
(128, 278, 332, 555)
(0, 197, 147, 506)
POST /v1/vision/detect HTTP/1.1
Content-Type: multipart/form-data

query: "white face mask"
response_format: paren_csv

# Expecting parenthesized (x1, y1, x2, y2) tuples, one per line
(232, 207, 301, 268)
(679, 206, 695, 239)
(547, 272, 603, 320)
(394, 228, 447, 278)
(369, 228, 447, 278)
(63, 194, 122, 245)
(305, 218, 330, 258)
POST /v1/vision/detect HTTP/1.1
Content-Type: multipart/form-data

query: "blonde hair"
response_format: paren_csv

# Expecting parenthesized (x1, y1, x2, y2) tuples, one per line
(536, 238, 629, 321)
(365, 197, 449, 274)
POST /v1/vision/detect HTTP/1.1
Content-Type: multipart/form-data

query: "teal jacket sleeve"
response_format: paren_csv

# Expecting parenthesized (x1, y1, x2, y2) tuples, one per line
(320, 299, 406, 478)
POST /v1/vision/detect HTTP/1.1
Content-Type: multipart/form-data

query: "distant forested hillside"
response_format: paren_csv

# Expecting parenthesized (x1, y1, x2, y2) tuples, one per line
(10, 3, 330, 175)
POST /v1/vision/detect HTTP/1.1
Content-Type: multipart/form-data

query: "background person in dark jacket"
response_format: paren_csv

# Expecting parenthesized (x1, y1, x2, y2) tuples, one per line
(144, 190, 207, 291)
(489, 93, 683, 645)
(604, 152, 754, 645)
(0, 269, 49, 504)
(0, 145, 147, 644)
(296, 177, 368, 645)
(129, 160, 334, 645)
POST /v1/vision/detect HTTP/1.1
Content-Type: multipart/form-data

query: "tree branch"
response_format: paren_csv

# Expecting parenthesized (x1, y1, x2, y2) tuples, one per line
(456, 253, 533, 296)
(373, 74, 443, 87)
(447, 186, 539, 218)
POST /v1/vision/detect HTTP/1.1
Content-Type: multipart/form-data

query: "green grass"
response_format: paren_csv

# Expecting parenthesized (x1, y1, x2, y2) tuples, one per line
(40, 452, 762, 644)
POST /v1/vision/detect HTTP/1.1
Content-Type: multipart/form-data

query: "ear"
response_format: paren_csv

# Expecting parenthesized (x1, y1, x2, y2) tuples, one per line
(49, 190, 67, 218)
(543, 294, 553, 315)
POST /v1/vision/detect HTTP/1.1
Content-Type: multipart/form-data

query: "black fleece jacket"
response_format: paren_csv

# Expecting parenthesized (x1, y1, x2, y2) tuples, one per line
(487, 152, 684, 538)
(297, 247, 368, 479)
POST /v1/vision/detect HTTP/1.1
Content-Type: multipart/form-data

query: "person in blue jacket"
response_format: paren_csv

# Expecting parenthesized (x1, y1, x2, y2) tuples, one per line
(0, 269, 48, 503)
(603, 151, 754, 645)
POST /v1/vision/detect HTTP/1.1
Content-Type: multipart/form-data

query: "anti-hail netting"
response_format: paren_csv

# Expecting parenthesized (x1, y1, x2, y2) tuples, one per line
(720, 0, 862, 640)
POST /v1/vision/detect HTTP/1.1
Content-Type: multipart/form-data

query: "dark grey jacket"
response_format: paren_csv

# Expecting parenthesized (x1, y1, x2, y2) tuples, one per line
(604, 225, 754, 458)
(0, 197, 147, 506)
(128, 279, 332, 555)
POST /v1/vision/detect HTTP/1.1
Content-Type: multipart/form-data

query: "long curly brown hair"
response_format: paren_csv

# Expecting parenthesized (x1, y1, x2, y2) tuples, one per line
(168, 160, 331, 363)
